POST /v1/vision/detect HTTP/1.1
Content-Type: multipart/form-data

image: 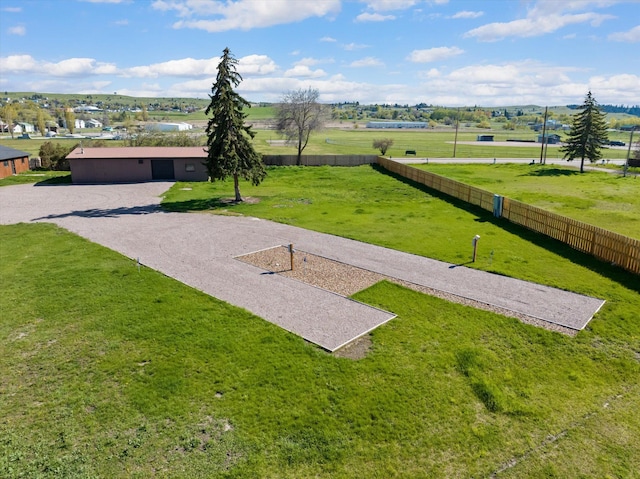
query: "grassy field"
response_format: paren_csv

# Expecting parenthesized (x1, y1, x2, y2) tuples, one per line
(2, 177, 639, 478)
(253, 128, 631, 160)
(1, 126, 633, 160)
(410, 163, 640, 239)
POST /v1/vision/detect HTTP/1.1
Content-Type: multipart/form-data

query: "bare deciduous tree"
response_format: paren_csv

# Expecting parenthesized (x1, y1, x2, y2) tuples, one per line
(373, 138, 394, 155)
(275, 88, 328, 166)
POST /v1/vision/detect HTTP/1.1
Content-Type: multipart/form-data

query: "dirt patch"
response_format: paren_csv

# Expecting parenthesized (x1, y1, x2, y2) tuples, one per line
(333, 335, 373, 360)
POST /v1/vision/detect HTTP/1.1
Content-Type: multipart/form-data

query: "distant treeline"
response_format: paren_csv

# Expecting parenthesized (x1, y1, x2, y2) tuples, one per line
(567, 104, 640, 116)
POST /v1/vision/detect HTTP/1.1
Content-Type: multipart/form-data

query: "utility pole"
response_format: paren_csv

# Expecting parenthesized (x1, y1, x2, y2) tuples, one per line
(539, 106, 548, 164)
(624, 127, 636, 178)
(453, 107, 460, 158)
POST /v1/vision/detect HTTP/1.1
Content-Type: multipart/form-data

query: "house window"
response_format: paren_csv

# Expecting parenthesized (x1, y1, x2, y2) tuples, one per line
(185, 164, 195, 172)
(138, 159, 144, 164)
(3, 161, 7, 167)
(21, 158, 25, 164)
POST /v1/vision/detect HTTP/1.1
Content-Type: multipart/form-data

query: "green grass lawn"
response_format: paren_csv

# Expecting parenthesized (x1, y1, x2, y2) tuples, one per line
(0, 170, 71, 187)
(2, 221, 639, 478)
(410, 163, 640, 239)
(3, 162, 640, 478)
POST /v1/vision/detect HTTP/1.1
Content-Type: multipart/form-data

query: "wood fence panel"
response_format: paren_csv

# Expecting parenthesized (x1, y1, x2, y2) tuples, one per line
(377, 157, 640, 274)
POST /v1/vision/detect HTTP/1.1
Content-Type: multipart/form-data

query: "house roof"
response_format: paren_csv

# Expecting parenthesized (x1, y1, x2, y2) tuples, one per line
(66, 146, 208, 160)
(0, 145, 30, 161)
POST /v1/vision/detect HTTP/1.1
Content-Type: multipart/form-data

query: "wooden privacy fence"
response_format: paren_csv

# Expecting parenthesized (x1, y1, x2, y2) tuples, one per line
(501, 198, 640, 274)
(377, 157, 640, 275)
(377, 157, 496, 213)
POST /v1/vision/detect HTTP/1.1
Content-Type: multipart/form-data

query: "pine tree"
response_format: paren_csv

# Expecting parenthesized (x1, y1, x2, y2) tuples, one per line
(205, 48, 265, 202)
(560, 91, 609, 173)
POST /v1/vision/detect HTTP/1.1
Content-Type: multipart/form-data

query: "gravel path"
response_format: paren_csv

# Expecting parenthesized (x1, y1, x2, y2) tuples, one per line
(0, 183, 605, 351)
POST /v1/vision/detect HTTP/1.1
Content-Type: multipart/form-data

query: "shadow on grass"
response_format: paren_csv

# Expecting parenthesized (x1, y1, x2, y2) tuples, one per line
(34, 175, 73, 186)
(373, 163, 640, 294)
(520, 167, 582, 177)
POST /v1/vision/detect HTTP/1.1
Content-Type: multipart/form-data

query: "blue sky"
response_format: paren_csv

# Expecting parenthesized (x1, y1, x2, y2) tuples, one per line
(1, 0, 639, 106)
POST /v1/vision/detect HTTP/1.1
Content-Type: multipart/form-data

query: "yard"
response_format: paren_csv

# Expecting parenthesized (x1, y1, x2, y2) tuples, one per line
(1, 164, 639, 478)
(411, 163, 640, 239)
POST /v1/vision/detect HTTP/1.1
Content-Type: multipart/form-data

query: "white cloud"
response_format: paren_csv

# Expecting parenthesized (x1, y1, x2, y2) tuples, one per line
(2, 6, 21, 12)
(283, 65, 327, 78)
(0, 55, 117, 76)
(154, 0, 341, 32)
(320, 36, 337, 42)
(8, 25, 26, 35)
(294, 57, 334, 67)
(423, 68, 441, 78)
(355, 12, 395, 22)
(361, 0, 419, 12)
(343, 42, 369, 51)
(123, 57, 218, 78)
(80, 0, 128, 3)
(608, 25, 640, 42)
(350, 56, 384, 67)
(238, 54, 279, 75)
(408, 46, 463, 63)
(407, 59, 639, 106)
(589, 73, 640, 93)
(464, 1, 615, 42)
(122, 54, 277, 78)
(451, 10, 483, 19)
(113, 19, 129, 26)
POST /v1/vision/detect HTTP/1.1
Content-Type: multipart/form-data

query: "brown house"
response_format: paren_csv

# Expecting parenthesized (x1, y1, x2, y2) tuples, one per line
(67, 147, 209, 184)
(0, 145, 31, 179)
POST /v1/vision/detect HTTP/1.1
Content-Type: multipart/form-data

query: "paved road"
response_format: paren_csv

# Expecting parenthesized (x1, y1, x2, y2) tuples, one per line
(0, 182, 605, 351)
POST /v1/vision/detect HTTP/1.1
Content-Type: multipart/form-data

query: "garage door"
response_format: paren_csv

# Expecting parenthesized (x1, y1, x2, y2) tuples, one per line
(151, 160, 175, 180)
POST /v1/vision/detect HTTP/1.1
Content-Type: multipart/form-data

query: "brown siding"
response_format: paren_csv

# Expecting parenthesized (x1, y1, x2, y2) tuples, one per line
(0, 155, 30, 179)
(70, 158, 152, 183)
(173, 158, 208, 181)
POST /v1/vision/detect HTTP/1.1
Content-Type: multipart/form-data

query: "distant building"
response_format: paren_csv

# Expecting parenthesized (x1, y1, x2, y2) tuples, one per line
(74, 105, 102, 113)
(365, 121, 427, 129)
(74, 119, 86, 129)
(17, 122, 35, 133)
(86, 119, 103, 128)
(146, 122, 193, 132)
(538, 133, 562, 144)
(532, 119, 562, 131)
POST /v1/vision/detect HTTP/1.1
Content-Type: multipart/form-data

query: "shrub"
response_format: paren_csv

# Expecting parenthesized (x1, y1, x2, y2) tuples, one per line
(38, 141, 75, 170)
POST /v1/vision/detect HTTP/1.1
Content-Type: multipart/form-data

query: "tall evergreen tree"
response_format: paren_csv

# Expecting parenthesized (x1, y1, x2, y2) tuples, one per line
(560, 91, 609, 173)
(205, 47, 265, 202)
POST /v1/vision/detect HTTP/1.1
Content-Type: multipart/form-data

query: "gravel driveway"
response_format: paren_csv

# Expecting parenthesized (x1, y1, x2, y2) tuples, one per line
(0, 182, 605, 351)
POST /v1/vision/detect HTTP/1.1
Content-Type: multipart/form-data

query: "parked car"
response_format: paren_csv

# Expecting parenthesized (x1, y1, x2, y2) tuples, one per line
(609, 140, 625, 146)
